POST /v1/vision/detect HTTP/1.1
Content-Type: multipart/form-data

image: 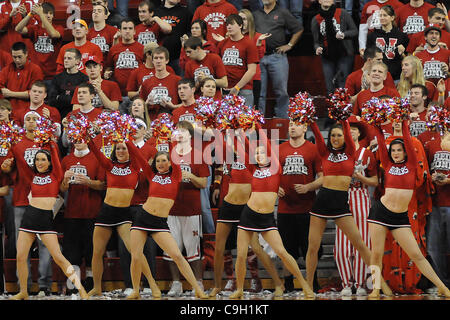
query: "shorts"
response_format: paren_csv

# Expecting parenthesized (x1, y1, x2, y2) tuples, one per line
(95, 203, 133, 227)
(310, 187, 352, 219)
(130, 206, 171, 233)
(163, 215, 202, 262)
(368, 200, 411, 230)
(237, 205, 278, 232)
(217, 200, 245, 224)
(19, 206, 57, 235)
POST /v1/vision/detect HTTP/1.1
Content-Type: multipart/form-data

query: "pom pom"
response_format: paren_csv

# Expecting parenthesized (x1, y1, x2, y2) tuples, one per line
(388, 97, 411, 123)
(326, 88, 353, 121)
(150, 113, 175, 145)
(194, 97, 218, 128)
(361, 97, 391, 126)
(288, 91, 317, 124)
(214, 95, 264, 131)
(0, 121, 24, 149)
(426, 104, 450, 134)
(34, 117, 58, 146)
(66, 113, 91, 144)
(95, 111, 138, 144)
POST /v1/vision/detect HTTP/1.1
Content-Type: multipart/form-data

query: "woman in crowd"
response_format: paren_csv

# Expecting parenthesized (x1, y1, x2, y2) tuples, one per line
(199, 77, 218, 99)
(129, 96, 151, 130)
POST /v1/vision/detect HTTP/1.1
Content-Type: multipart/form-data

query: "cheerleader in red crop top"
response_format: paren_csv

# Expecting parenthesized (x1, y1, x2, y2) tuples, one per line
(124, 140, 208, 299)
(228, 125, 315, 300)
(11, 141, 89, 300)
(368, 120, 450, 298)
(307, 120, 393, 296)
(86, 139, 159, 298)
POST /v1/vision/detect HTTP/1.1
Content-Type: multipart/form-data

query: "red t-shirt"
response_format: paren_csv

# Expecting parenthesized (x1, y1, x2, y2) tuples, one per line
(106, 41, 144, 96)
(360, 0, 404, 29)
(192, 0, 238, 43)
(172, 103, 197, 124)
(415, 47, 450, 83)
(13, 103, 61, 128)
(407, 28, 450, 54)
(354, 86, 401, 116)
(26, 23, 65, 80)
(61, 150, 106, 219)
(126, 64, 174, 93)
(88, 24, 119, 59)
(345, 68, 396, 96)
(135, 22, 161, 45)
(217, 36, 258, 90)
(170, 150, 210, 216)
(56, 41, 103, 74)
(409, 109, 428, 137)
(71, 79, 122, 108)
(278, 140, 322, 214)
(0, 50, 12, 71)
(350, 146, 378, 190)
(396, 2, 435, 36)
(179, 41, 218, 71)
(139, 72, 181, 119)
(426, 138, 450, 207)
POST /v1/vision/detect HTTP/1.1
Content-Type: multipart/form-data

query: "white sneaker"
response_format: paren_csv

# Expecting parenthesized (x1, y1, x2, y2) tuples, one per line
(167, 281, 183, 297)
(340, 286, 353, 296)
(249, 278, 263, 294)
(123, 288, 133, 297)
(141, 288, 152, 295)
(356, 287, 367, 296)
(224, 279, 236, 291)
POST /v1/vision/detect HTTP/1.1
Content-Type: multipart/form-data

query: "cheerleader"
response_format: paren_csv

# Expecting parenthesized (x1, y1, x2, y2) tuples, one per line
(87, 138, 160, 298)
(368, 120, 450, 298)
(229, 125, 314, 299)
(8, 142, 89, 300)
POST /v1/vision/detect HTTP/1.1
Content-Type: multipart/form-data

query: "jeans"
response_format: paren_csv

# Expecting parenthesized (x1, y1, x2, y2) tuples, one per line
(259, 53, 290, 118)
(278, 0, 303, 27)
(321, 55, 354, 95)
(345, 0, 371, 16)
(426, 206, 450, 287)
(108, 0, 129, 18)
(201, 166, 215, 234)
(14, 206, 53, 290)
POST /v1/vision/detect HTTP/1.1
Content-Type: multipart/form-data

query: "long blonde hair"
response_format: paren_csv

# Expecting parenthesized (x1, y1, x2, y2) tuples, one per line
(239, 9, 256, 39)
(397, 55, 426, 98)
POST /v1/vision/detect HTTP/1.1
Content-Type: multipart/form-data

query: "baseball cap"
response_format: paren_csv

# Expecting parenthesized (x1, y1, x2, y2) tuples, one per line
(85, 55, 103, 66)
(73, 19, 88, 29)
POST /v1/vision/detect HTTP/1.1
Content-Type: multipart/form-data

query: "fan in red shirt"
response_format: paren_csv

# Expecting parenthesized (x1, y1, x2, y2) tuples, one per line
(139, 46, 181, 120)
(15, 2, 64, 81)
(395, 0, 435, 38)
(183, 36, 228, 100)
(88, 3, 120, 60)
(171, 79, 199, 125)
(407, 84, 430, 137)
(105, 18, 145, 98)
(192, 0, 238, 43)
(135, 0, 172, 46)
(71, 57, 122, 111)
(0, 50, 12, 72)
(0, 42, 44, 118)
(56, 19, 103, 75)
(415, 26, 450, 85)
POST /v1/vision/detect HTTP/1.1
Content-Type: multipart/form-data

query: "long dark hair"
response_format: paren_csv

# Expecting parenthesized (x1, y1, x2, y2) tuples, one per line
(327, 122, 346, 152)
(191, 19, 208, 40)
(151, 151, 172, 174)
(110, 143, 129, 163)
(33, 149, 52, 174)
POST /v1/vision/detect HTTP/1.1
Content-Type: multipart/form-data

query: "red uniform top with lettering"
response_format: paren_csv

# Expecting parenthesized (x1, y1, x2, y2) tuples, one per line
(139, 73, 181, 119)
(217, 36, 258, 90)
(61, 150, 106, 219)
(407, 28, 450, 54)
(179, 41, 218, 71)
(26, 23, 65, 80)
(170, 150, 209, 216)
(0, 61, 44, 118)
(395, 2, 435, 37)
(374, 120, 418, 190)
(65, 107, 103, 124)
(409, 109, 428, 137)
(415, 47, 450, 84)
(192, 0, 238, 43)
(127, 141, 182, 202)
(56, 41, 103, 74)
(184, 52, 227, 91)
(426, 138, 450, 207)
(126, 64, 174, 93)
(360, 0, 403, 30)
(6, 136, 51, 206)
(129, 140, 156, 206)
(135, 22, 161, 46)
(88, 139, 139, 190)
(71, 79, 122, 108)
(88, 24, 119, 59)
(310, 120, 356, 177)
(345, 68, 396, 96)
(0, 50, 12, 71)
(172, 103, 197, 124)
(354, 86, 401, 116)
(13, 103, 61, 127)
(278, 140, 322, 214)
(106, 41, 144, 96)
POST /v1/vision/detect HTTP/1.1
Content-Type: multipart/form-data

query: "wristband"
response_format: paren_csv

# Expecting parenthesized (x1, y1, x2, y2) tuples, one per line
(233, 85, 240, 91)
(27, 12, 32, 17)
(287, 42, 293, 47)
(439, 92, 445, 96)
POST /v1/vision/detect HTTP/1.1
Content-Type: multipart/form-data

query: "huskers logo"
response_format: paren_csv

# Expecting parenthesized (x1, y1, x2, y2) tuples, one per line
(375, 37, 397, 59)
(152, 175, 172, 185)
(111, 166, 132, 176)
(253, 168, 272, 179)
(327, 153, 348, 163)
(116, 49, 139, 69)
(388, 166, 409, 176)
(33, 175, 52, 185)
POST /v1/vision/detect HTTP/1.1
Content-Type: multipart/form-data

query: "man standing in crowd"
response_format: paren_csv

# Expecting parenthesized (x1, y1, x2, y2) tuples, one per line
(408, 84, 429, 137)
(396, 0, 435, 39)
(88, 3, 120, 60)
(135, 0, 172, 46)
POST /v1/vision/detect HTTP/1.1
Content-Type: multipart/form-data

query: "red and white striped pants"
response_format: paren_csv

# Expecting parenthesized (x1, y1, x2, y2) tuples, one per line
(334, 187, 372, 288)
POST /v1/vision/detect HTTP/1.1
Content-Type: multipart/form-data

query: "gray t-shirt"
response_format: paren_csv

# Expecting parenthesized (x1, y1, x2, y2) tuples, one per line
(253, 5, 303, 53)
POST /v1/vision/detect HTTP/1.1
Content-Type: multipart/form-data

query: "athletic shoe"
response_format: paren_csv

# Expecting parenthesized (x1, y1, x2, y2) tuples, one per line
(123, 288, 133, 297)
(340, 286, 353, 297)
(38, 287, 51, 297)
(141, 288, 152, 295)
(167, 281, 183, 297)
(356, 287, 367, 296)
(224, 279, 236, 292)
(248, 278, 263, 294)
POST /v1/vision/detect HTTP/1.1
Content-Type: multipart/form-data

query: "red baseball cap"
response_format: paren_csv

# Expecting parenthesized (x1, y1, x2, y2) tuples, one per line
(85, 55, 102, 66)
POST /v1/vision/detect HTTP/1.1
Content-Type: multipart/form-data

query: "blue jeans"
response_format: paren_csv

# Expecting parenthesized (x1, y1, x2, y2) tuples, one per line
(321, 55, 354, 95)
(108, 0, 129, 18)
(278, 0, 303, 27)
(427, 206, 450, 287)
(345, 0, 371, 16)
(259, 53, 290, 118)
(201, 166, 215, 234)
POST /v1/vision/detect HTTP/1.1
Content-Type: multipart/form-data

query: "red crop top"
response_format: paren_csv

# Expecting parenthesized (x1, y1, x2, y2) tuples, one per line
(126, 141, 182, 201)
(89, 140, 139, 190)
(310, 121, 356, 177)
(374, 120, 417, 190)
(29, 143, 63, 198)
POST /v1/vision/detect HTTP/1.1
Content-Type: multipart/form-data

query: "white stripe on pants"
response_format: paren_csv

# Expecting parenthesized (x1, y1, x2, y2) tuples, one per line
(334, 187, 371, 288)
